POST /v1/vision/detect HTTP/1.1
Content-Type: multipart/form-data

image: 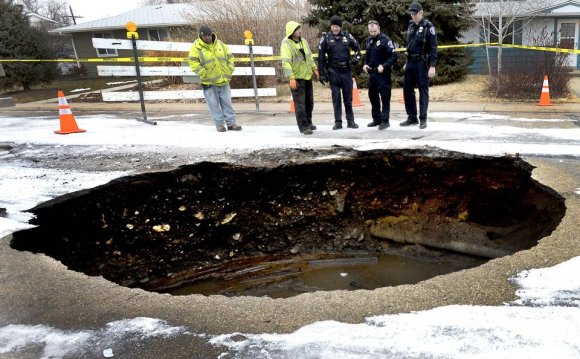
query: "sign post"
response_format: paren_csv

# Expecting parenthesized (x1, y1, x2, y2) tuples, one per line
(244, 30, 259, 112)
(126, 21, 156, 125)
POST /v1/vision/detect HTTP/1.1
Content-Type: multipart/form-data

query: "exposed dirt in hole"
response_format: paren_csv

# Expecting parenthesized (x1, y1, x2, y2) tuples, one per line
(11, 148, 565, 293)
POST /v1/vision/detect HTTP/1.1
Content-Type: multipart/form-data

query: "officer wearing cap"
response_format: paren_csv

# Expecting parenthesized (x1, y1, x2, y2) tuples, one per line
(400, 2, 438, 129)
(318, 15, 362, 130)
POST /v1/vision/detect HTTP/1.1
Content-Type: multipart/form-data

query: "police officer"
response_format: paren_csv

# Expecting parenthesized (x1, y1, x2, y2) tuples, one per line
(318, 15, 362, 130)
(363, 20, 398, 130)
(400, 2, 437, 129)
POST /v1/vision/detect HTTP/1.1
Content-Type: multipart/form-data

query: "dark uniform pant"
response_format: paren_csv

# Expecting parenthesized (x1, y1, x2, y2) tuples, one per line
(368, 73, 392, 124)
(403, 59, 430, 122)
(291, 79, 314, 131)
(329, 67, 354, 124)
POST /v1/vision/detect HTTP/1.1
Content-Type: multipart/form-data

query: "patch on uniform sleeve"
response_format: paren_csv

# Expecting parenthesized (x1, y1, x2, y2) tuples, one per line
(387, 40, 394, 48)
(319, 37, 325, 44)
(430, 27, 435, 35)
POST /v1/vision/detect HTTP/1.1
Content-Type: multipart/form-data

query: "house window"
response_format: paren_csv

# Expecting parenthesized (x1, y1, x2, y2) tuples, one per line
(93, 32, 118, 57)
(559, 23, 576, 49)
(148, 29, 169, 41)
(481, 19, 523, 45)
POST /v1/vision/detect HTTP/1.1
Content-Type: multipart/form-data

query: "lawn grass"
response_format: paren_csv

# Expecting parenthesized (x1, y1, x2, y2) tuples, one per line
(0, 76, 136, 103)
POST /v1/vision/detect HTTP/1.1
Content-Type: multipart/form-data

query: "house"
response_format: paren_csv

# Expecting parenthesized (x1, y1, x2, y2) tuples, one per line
(50, 4, 202, 76)
(462, 0, 580, 73)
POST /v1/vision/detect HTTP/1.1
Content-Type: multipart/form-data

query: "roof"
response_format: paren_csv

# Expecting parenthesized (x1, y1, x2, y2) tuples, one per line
(26, 12, 59, 24)
(473, 0, 580, 17)
(51, 4, 199, 34)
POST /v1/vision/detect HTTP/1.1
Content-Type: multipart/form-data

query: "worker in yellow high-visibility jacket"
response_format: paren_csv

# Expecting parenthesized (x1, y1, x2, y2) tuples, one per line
(188, 25, 242, 132)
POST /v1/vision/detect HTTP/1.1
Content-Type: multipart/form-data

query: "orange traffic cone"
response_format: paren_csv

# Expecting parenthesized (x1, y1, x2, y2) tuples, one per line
(537, 75, 553, 106)
(55, 91, 86, 134)
(289, 95, 295, 113)
(352, 78, 362, 107)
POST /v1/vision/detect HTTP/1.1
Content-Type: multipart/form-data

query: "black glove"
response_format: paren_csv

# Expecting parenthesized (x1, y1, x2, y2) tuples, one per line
(350, 53, 361, 66)
(320, 69, 329, 85)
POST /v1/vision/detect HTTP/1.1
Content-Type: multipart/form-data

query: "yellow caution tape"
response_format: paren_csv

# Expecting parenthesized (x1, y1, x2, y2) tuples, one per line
(1, 42, 577, 63)
(502, 44, 580, 54)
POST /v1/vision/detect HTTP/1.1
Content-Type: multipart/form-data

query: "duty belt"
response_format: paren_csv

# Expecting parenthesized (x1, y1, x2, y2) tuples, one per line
(331, 61, 348, 68)
(407, 53, 424, 61)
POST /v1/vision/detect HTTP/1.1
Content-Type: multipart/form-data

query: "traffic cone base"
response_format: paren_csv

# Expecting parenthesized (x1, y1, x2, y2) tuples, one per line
(352, 78, 362, 107)
(289, 95, 295, 113)
(537, 75, 553, 106)
(55, 90, 86, 134)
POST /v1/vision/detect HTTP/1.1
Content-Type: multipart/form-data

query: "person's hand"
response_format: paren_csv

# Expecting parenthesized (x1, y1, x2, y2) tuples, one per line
(428, 66, 436, 78)
(289, 79, 298, 90)
(378, 64, 384, 73)
(313, 69, 320, 82)
(362, 64, 370, 73)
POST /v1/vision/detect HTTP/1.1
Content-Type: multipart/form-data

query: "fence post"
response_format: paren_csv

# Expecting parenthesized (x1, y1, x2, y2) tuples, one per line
(244, 30, 259, 112)
(126, 22, 156, 125)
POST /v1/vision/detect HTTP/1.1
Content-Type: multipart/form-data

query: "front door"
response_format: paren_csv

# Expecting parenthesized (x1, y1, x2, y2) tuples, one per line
(557, 19, 579, 68)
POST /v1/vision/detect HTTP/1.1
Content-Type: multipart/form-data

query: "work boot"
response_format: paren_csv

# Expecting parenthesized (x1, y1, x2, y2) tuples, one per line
(216, 125, 226, 132)
(347, 121, 359, 129)
(378, 122, 390, 130)
(302, 128, 313, 135)
(308, 124, 317, 131)
(367, 121, 380, 127)
(400, 117, 419, 127)
(227, 124, 242, 131)
(419, 120, 427, 129)
(333, 123, 343, 130)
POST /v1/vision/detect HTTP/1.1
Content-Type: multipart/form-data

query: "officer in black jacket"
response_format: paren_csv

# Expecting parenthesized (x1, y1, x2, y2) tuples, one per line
(318, 15, 362, 130)
(363, 20, 398, 130)
(400, 2, 438, 129)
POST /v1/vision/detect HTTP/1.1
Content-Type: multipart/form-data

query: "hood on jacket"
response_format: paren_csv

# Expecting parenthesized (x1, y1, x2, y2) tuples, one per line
(285, 21, 301, 39)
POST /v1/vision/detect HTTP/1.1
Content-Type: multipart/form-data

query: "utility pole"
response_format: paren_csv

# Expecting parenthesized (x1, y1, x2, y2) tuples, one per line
(67, 5, 83, 25)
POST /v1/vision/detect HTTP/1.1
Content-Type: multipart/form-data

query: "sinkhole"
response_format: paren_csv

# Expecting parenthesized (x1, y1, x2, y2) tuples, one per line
(11, 148, 566, 298)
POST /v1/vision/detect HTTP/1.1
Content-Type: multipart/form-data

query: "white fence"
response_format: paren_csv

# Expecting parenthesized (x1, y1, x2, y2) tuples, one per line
(92, 38, 276, 102)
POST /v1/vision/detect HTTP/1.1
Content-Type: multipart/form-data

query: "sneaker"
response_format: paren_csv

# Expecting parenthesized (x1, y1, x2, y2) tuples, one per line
(347, 122, 359, 129)
(333, 123, 343, 130)
(400, 118, 419, 127)
(367, 121, 380, 127)
(419, 121, 427, 129)
(302, 128, 313, 135)
(216, 125, 226, 132)
(227, 124, 242, 131)
(378, 122, 390, 130)
(308, 124, 317, 130)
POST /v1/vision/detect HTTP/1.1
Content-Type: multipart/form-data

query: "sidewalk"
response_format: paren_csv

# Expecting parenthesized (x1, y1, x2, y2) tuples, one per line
(6, 97, 580, 115)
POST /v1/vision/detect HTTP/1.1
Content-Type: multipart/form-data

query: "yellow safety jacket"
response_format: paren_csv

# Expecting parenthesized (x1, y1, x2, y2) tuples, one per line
(280, 21, 317, 80)
(188, 33, 234, 86)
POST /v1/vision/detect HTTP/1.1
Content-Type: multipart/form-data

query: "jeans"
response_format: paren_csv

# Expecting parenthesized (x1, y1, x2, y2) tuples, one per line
(202, 84, 236, 126)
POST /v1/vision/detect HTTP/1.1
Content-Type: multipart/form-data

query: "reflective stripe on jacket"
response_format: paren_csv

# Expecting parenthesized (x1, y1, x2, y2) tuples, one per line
(280, 21, 317, 80)
(188, 33, 234, 86)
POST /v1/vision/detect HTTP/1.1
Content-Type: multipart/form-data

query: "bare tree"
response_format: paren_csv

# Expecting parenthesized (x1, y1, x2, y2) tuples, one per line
(475, 0, 555, 81)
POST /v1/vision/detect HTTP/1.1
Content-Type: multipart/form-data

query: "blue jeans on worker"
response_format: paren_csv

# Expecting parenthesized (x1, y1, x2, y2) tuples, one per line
(328, 67, 354, 124)
(368, 73, 392, 124)
(290, 79, 314, 131)
(202, 84, 236, 126)
(403, 59, 429, 121)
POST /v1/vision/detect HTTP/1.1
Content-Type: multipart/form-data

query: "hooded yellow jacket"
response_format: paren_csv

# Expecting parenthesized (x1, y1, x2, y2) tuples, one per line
(280, 21, 317, 80)
(188, 33, 234, 86)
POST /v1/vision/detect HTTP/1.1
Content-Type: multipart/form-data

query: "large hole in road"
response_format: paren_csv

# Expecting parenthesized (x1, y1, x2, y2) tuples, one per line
(11, 148, 566, 298)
